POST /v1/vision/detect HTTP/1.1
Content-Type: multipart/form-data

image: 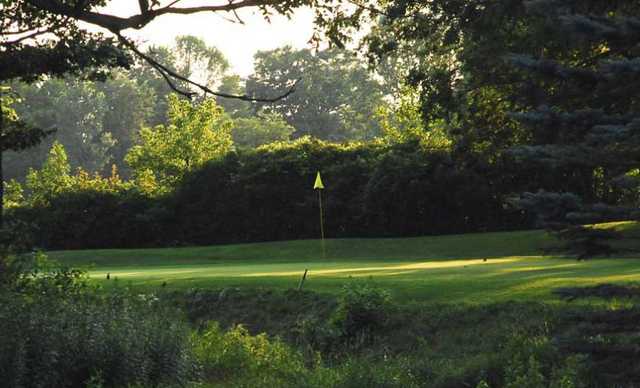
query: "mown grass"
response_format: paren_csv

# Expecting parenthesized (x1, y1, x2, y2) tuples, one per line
(49, 224, 640, 304)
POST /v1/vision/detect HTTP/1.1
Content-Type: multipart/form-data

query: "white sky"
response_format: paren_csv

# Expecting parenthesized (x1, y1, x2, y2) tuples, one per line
(100, 0, 318, 77)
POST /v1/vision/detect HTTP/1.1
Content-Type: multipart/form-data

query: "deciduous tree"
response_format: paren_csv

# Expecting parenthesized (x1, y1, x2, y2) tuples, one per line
(232, 112, 295, 148)
(0, 88, 52, 224)
(2, 0, 340, 226)
(125, 95, 233, 192)
(25, 141, 72, 206)
(247, 47, 386, 141)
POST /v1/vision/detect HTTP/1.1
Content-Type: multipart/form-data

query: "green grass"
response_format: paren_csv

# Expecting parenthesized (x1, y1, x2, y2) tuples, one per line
(49, 225, 640, 304)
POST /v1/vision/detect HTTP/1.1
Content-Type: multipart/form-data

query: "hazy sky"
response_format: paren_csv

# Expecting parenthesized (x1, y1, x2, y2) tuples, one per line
(101, 1, 317, 76)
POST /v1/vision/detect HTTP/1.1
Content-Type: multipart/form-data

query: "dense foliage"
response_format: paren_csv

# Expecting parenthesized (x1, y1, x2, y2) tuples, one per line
(247, 47, 387, 141)
(0, 240, 194, 388)
(335, 0, 640, 256)
(125, 94, 233, 192)
(504, 3, 640, 256)
(6, 0, 640, 387)
(3, 43, 395, 184)
(10, 137, 529, 249)
(165, 283, 640, 387)
(5, 75, 153, 180)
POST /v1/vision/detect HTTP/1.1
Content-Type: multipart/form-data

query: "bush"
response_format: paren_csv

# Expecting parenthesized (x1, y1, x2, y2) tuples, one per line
(503, 333, 586, 388)
(193, 322, 326, 387)
(330, 281, 393, 344)
(14, 138, 529, 250)
(192, 321, 421, 387)
(0, 255, 194, 387)
(331, 357, 420, 388)
(291, 282, 393, 355)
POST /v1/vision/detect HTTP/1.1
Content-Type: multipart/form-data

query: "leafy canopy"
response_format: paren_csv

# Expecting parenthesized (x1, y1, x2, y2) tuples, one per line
(125, 95, 233, 192)
(247, 46, 386, 141)
(25, 141, 72, 206)
(232, 113, 295, 148)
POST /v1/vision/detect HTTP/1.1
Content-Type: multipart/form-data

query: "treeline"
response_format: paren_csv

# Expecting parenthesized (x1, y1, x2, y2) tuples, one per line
(3, 38, 389, 183)
(3, 37, 464, 250)
(4, 84, 613, 250)
(9, 138, 532, 250)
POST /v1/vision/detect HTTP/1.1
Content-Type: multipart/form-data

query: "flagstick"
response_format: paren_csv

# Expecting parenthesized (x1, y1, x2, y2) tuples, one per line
(318, 189, 326, 260)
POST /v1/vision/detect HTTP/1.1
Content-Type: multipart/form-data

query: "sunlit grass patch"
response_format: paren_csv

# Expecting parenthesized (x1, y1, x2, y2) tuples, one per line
(51, 227, 640, 304)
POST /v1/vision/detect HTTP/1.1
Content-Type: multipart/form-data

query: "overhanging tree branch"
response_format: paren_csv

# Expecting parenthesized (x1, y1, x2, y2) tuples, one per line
(21, 0, 300, 102)
(117, 33, 299, 102)
(26, 0, 282, 33)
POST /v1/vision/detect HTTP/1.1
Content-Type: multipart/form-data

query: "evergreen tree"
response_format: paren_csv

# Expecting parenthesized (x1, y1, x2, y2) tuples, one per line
(509, 1, 640, 257)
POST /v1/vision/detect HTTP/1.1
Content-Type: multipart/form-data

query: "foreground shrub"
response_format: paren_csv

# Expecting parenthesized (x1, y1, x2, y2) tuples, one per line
(503, 333, 586, 388)
(331, 281, 393, 341)
(293, 282, 393, 356)
(0, 255, 194, 387)
(331, 357, 420, 388)
(192, 321, 420, 388)
(193, 322, 333, 387)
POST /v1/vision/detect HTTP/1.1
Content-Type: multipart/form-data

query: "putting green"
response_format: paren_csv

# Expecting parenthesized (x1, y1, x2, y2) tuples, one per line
(48, 228, 640, 303)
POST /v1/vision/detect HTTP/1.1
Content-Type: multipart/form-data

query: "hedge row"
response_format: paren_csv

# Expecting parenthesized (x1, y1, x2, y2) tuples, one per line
(14, 140, 530, 249)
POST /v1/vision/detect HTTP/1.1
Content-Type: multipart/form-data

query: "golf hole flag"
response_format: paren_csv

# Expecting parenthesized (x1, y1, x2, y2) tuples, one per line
(314, 171, 324, 190)
(313, 171, 326, 259)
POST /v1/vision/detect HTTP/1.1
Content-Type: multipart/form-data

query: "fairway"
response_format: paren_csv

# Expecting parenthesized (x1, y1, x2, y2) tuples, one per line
(49, 229, 640, 303)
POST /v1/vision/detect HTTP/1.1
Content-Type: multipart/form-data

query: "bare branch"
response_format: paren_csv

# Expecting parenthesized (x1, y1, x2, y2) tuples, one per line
(231, 8, 246, 24)
(151, 0, 279, 18)
(154, 63, 197, 98)
(2, 16, 68, 47)
(117, 33, 298, 102)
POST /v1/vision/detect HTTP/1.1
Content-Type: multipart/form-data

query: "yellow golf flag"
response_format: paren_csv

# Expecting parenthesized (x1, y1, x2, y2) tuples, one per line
(313, 171, 324, 190)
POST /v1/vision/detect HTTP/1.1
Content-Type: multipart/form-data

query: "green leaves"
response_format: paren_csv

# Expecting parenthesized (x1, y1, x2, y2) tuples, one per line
(2, 180, 24, 210)
(25, 141, 72, 206)
(1, 121, 54, 153)
(375, 86, 452, 149)
(0, 91, 54, 153)
(232, 113, 295, 148)
(247, 47, 386, 141)
(125, 95, 233, 193)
